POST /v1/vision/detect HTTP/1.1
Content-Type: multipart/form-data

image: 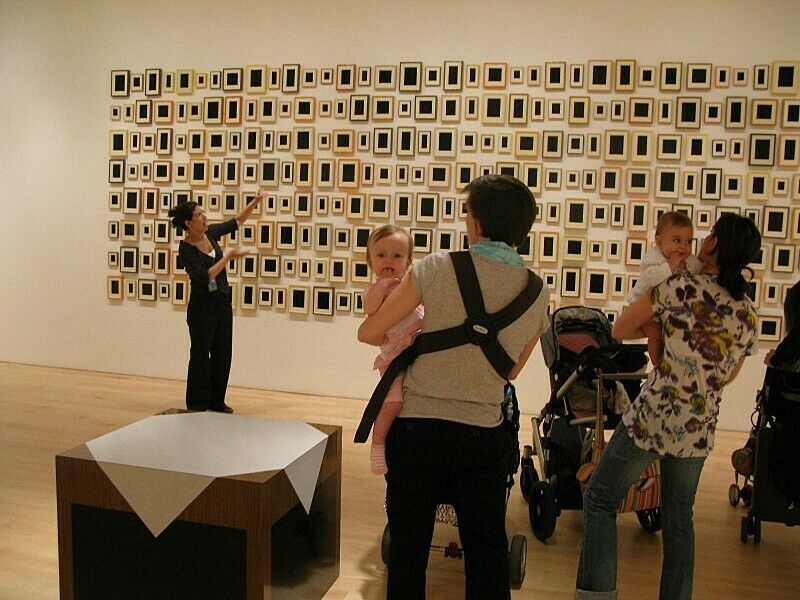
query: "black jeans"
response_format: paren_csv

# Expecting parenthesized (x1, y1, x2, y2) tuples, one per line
(185, 289, 233, 411)
(385, 417, 511, 600)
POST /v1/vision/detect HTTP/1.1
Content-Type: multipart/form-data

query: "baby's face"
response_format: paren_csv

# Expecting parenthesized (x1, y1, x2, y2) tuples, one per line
(656, 224, 693, 260)
(368, 233, 411, 279)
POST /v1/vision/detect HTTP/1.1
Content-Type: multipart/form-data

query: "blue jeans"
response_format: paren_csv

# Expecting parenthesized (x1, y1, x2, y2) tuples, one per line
(576, 423, 706, 600)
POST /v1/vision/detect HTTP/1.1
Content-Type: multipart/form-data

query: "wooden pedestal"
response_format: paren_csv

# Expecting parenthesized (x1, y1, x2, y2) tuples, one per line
(56, 419, 341, 600)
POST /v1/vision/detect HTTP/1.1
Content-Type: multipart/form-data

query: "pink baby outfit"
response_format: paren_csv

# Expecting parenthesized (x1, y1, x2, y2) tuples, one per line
(373, 306, 425, 373)
(363, 280, 424, 403)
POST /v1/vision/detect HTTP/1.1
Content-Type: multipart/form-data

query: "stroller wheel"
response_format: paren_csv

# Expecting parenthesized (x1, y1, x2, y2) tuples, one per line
(520, 462, 539, 501)
(741, 484, 753, 508)
(753, 517, 762, 544)
(528, 481, 557, 542)
(741, 515, 762, 544)
(636, 507, 662, 533)
(728, 483, 741, 507)
(508, 534, 527, 588)
(380, 523, 391, 566)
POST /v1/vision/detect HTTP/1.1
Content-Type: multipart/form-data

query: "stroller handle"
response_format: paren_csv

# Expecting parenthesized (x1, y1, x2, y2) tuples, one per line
(554, 343, 648, 401)
(617, 342, 648, 355)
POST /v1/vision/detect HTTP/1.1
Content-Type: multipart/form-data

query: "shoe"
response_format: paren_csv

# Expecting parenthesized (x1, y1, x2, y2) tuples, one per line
(210, 404, 234, 414)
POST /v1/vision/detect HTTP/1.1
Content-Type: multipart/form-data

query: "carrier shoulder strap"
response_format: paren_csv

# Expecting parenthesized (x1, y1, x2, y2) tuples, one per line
(354, 251, 543, 443)
(448, 251, 530, 379)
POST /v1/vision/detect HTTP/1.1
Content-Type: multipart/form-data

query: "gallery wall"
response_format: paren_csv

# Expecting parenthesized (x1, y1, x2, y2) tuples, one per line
(1, 0, 798, 431)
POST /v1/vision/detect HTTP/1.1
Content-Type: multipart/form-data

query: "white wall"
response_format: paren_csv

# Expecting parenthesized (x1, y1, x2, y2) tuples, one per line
(1, 0, 798, 431)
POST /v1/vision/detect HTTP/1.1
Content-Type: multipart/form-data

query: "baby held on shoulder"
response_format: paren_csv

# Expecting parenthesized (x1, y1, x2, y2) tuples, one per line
(362, 225, 424, 475)
(627, 211, 707, 365)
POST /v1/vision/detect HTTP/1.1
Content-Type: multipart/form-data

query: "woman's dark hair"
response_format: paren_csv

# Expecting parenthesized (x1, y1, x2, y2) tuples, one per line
(167, 200, 199, 232)
(464, 174, 536, 246)
(711, 212, 761, 301)
(771, 280, 800, 367)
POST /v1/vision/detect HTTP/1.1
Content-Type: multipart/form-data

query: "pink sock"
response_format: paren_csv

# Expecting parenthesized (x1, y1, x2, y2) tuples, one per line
(371, 444, 388, 475)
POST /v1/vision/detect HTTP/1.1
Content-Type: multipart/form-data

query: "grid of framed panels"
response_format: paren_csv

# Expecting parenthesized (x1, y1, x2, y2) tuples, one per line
(108, 59, 799, 340)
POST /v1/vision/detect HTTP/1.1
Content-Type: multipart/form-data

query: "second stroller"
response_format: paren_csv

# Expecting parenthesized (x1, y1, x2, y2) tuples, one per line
(520, 306, 661, 542)
(732, 366, 800, 543)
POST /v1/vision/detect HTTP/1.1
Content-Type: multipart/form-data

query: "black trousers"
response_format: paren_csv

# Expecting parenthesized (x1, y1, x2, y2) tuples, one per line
(385, 417, 511, 600)
(185, 289, 233, 411)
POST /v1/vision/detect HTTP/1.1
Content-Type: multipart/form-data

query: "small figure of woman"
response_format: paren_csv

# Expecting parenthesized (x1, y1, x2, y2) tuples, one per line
(168, 193, 261, 412)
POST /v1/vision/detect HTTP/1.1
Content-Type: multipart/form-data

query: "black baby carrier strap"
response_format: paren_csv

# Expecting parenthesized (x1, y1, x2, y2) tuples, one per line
(354, 251, 543, 443)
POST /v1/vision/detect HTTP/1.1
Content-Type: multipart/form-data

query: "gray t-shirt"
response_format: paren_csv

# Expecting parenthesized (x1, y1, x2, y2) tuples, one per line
(401, 251, 551, 427)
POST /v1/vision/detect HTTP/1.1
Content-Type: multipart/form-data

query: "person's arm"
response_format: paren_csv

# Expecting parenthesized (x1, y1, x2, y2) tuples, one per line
(726, 357, 746, 385)
(199, 224, 250, 280)
(613, 292, 656, 340)
(358, 273, 422, 346)
(207, 247, 247, 280)
(625, 261, 671, 304)
(507, 335, 541, 380)
(639, 262, 673, 289)
(235, 190, 263, 226)
(363, 278, 400, 315)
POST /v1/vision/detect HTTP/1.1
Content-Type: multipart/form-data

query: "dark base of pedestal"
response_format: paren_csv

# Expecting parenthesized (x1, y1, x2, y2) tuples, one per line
(72, 503, 247, 600)
(270, 502, 339, 600)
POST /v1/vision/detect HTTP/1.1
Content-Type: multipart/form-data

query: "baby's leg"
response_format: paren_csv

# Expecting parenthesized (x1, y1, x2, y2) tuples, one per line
(370, 374, 404, 475)
(640, 319, 663, 365)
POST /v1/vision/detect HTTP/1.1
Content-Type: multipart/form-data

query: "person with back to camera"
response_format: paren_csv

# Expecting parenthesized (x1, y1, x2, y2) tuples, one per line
(168, 192, 262, 413)
(363, 224, 424, 475)
(626, 211, 704, 365)
(765, 280, 800, 372)
(762, 280, 800, 506)
(358, 174, 551, 600)
(575, 212, 761, 600)
(732, 280, 800, 491)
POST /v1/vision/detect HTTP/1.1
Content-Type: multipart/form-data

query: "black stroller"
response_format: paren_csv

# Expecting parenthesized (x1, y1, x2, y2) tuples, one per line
(519, 306, 661, 542)
(379, 383, 528, 587)
(732, 366, 800, 543)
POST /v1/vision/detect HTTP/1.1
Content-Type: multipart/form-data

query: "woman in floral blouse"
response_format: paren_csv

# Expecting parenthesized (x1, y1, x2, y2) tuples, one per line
(575, 213, 761, 600)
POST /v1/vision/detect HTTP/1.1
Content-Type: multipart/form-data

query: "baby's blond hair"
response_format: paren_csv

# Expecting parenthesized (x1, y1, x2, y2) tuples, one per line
(366, 224, 412, 266)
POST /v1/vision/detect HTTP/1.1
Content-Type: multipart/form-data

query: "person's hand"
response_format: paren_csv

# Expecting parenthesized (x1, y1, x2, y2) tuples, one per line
(384, 277, 402, 292)
(250, 190, 263, 205)
(378, 276, 402, 292)
(764, 349, 775, 366)
(668, 252, 687, 273)
(371, 276, 401, 298)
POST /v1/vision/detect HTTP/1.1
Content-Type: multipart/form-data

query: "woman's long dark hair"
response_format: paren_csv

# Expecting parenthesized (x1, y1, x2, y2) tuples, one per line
(771, 280, 800, 367)
(712, 213, 761, 301)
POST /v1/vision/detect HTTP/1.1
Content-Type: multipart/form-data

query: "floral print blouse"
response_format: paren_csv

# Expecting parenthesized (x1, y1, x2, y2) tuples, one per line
(622, 273, 757, 457)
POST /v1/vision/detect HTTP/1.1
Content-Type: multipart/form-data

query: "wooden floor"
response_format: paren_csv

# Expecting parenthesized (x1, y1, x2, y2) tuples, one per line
(1, 362, 797, 599)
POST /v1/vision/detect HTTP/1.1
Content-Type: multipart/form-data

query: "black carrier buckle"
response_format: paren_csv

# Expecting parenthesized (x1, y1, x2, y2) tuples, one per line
(466, 317, 497, 346)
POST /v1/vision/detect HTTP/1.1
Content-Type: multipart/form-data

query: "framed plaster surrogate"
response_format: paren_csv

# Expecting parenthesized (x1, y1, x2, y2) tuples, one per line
(108, 58, 795, 334)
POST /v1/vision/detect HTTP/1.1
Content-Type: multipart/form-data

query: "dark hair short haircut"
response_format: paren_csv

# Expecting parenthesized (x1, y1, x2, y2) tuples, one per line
(464, 174, 536, 246)
(656, 211, 693, 236)
(712, 212, 761, 301)
(167, 200, 199, 232)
